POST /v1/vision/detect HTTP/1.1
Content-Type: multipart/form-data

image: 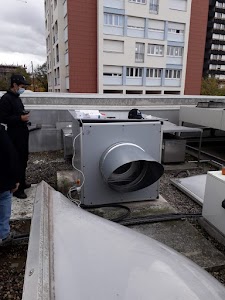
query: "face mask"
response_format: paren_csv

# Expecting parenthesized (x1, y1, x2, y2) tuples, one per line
(17, 88, 25, 95)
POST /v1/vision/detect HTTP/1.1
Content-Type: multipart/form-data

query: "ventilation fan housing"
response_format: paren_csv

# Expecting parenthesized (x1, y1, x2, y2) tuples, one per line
(71, 117, 164, 206)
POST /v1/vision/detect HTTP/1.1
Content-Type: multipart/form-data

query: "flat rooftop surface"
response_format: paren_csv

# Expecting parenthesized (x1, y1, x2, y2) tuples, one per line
(11, 182, 225, 272)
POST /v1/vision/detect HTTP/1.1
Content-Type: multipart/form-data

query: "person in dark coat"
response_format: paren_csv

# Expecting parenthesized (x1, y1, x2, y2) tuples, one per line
(0, 125, 20, 245)
(0, 74, 31, 199)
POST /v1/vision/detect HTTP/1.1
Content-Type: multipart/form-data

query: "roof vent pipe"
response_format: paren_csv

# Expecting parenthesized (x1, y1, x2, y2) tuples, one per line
(99, 142, 164, 193)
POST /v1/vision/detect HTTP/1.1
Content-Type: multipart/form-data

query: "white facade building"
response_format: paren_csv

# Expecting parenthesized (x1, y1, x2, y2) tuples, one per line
(45, 0, 192, 94)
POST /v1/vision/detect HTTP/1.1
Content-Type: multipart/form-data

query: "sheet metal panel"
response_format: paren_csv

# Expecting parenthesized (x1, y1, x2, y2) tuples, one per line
(179, 106, 223, 130)
(23, 181, 225, 300)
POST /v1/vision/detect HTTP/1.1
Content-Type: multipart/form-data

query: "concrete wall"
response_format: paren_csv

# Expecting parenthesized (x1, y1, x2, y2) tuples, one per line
(1, 93, 224, 152)
(17, 92, 225, 106)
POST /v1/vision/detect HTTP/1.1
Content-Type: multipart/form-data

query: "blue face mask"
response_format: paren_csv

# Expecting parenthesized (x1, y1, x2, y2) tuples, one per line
(17, 88, 25, 95)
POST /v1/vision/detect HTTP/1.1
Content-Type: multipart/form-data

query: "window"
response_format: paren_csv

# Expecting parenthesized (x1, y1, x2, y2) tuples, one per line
(126, 67, 143, 77)
(165, 69, 181, 79)
(147, 44, 164, 56)
(104, 13, 123, 27)
(169, 0, 187, 11)
(103, 40, 124, 53)
(149, 0, 159, 13)
(127, 16, 145, 30)
(135, 43, 145, 62)
(146, 68, 162, 78)
(103, 66, 122, 77)
(216, 1, 223, 8)
(214, 23, 225, 30)
(103, 73, 122, 76)
(215, 12, 225, 19)
(167, 46, 183, 57)
(129, 0, 146, 3)
(56, 45, 59, 63)
(168, 28, 184, 34)
(212, 33, 225, 41)
(210, 54, 224, 60)
(209, 64, 216, 70)
(212, 44, 225, 50)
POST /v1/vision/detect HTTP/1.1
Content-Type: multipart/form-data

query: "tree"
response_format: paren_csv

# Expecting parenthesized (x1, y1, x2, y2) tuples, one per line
(201, 77, 225, 96)
(0, 76, 9, 91)
(34, 62, 48, 92)
(0, 65, 31, 91)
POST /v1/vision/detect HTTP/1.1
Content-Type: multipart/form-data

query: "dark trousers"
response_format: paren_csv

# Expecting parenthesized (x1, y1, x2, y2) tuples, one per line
(7, 127, 29, 192)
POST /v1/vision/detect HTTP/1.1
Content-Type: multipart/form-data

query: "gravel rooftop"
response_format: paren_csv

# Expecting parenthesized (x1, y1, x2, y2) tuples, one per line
(1, 150, 225, 299)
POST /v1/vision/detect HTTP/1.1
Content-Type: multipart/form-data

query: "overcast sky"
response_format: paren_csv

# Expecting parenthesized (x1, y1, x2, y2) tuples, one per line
(0, 0, 46, 72)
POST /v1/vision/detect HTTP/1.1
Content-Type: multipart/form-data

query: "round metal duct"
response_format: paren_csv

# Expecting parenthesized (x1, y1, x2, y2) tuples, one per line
(99, 142, 164, 193)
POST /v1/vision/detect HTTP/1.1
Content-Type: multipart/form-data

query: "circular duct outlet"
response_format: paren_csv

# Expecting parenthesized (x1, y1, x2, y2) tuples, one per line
(99, 142, 164, 193)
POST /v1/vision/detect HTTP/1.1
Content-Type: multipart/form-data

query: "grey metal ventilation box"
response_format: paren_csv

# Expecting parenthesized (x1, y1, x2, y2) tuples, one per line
(70, 114, 164, 206)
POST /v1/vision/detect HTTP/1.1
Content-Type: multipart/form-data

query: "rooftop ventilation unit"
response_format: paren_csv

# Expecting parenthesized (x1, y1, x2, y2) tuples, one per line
(70, 114, 164, 206)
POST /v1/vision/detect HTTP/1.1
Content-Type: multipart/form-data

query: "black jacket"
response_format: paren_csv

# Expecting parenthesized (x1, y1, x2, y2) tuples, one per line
(0, 125, 20, 192)
(0, 90, 27, 128)
(0, 90, 29, 162)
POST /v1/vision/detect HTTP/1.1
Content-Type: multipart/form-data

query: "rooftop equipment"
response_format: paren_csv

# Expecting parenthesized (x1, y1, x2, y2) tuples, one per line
(70, 112, 164, 206)
(179, 103, 225, 131)
(203, 171, 225, 236)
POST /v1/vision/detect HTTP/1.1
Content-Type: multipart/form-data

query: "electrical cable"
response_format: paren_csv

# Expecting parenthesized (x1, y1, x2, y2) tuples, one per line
(67, 130, 85, 207)
(13, 233, 30, 240)
(118, 212, 202, 226)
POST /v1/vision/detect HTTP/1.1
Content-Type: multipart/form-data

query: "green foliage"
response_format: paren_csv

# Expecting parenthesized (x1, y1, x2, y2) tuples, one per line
(34, 62, 48, 92)
(0, 63, 48, 92)
(201, 77, 225, 96)
(0, 66, 31, 91)
(0, 76, 10, 91)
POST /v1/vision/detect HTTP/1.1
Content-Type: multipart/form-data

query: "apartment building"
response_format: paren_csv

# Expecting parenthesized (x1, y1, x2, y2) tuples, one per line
(204, 0, 225, 82)
(45, 0, 208, 95)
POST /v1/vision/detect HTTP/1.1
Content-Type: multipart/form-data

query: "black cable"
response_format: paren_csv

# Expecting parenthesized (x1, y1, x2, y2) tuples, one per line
(119, 213, 202, 226)
(13, 233, 30, 240)
(81, 203, 131, 222)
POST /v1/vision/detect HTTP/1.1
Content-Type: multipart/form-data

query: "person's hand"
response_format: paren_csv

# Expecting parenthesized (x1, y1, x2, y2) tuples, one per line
(11, 183, 20, 193)
(21, 114, 30, 122)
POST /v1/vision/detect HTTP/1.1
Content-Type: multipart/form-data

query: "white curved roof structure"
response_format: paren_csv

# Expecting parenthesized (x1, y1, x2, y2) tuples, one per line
(23, 181, 225, 300)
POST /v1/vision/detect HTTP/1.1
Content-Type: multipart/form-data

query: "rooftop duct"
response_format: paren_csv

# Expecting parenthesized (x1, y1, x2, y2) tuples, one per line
(100, 142, 164, 193)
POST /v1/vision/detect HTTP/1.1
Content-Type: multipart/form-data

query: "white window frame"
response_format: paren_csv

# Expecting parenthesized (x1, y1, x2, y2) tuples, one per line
(135, 43, 145, 62)
(149, 0, 159, 14)
(127, 25, 144, 31)
(126, 67, 143, 77)
(215, 12, 225, 19)
(146, 68, 162, 78)
(212, 44, 225, 50)
(165, 69, 181, 79)
(213, 23, 225, 30)
(147, 44, 164, 56)
(103, 73, 122, 77)
(104, 13, 123, 27)
(103, 40, 124, 53)
(148, 27, 164, 33)
(167, 46, 183, 57)
(168, 28, 184, 35)
(210, 54, 223, 60)
(129, 0, 146, 4)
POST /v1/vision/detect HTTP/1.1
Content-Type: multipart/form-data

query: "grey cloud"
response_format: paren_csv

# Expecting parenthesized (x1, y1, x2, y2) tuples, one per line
(0, 0, 46, 63)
